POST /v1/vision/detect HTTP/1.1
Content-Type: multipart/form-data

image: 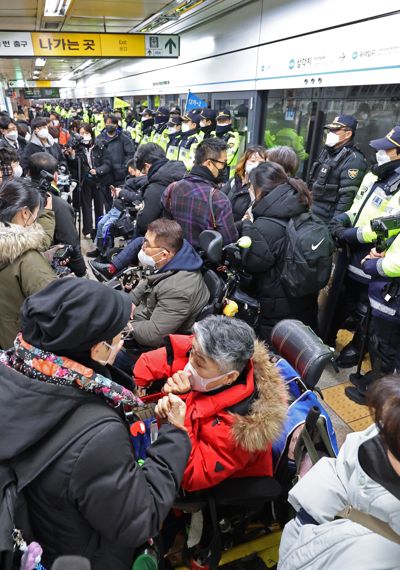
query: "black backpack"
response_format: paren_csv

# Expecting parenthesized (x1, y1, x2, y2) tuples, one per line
(263, 212, 334, 297)
(0, 401, 119, 570)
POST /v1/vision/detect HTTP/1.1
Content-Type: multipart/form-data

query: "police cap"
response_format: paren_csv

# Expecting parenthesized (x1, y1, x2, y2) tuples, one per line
(156, 106, 169, 116)
(167, 115, 182, 127)
(200, 108, 217, 121)
(182, 109, 202, 124)
(324, 114, 357, 131)
(370, 126, 400, 151)
(217, 109, 232, 121)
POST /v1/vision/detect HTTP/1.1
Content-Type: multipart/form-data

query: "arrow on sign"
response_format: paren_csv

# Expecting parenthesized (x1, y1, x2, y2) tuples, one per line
(147, 49, 153, 56)
(165, 38, 177, 54)
(339, 53, 345, 61)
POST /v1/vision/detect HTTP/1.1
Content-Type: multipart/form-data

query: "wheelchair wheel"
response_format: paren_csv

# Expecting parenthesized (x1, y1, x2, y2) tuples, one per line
(106, 247, 122, 262)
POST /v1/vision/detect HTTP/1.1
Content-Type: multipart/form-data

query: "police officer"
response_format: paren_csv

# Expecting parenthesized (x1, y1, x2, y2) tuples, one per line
(309, 115, 368, 223)
(213, 110, 241, 179)
(177, 109, 203, 170)
(151, 106, 170, 151)
(199, 108, 217, 138)
(330, 126, 400, 366)
(166, 115, 182, 161)
(136, 108, 155, 148)
(345, 232, 400, 404)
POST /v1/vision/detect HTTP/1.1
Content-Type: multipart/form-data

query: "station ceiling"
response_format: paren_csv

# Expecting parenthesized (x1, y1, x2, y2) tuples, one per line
(0, 0, 238, 84)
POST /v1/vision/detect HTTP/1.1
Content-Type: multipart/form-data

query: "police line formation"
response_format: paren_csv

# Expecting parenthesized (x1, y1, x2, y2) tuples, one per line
(0, 100, 399, 570)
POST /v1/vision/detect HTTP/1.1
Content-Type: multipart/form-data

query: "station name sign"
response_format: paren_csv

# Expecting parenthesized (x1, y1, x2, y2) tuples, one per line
(0, 31, 180, 58)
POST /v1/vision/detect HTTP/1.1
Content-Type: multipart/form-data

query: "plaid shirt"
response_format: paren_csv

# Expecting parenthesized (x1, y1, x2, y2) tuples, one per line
(161, 168, 238, 248)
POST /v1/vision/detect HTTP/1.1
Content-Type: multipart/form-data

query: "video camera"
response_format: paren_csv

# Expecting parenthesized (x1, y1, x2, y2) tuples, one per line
(67, 134, 86, 153)
(38, 169, 54, 193)
(370, 214, 400, 253)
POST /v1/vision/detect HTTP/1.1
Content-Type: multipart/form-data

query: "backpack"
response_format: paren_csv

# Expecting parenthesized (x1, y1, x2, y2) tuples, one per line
(263, 212, 334, 297)
(0, 401, 119, 570)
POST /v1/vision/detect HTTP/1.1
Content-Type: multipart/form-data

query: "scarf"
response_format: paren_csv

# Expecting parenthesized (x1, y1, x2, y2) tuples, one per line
(0, 334, 142, 409)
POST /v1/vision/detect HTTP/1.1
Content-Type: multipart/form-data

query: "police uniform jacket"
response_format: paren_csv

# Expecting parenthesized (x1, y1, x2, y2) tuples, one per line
(309, 141, 367, 223)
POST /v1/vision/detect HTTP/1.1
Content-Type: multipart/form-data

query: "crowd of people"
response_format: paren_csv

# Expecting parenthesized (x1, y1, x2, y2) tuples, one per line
(0, 100, 399, 569)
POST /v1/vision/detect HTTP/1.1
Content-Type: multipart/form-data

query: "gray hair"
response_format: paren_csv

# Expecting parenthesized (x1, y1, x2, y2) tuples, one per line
(193, 316, 255, 373)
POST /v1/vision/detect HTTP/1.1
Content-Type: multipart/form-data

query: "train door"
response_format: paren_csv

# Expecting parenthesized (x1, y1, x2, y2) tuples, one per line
(212, 91, 256, 159)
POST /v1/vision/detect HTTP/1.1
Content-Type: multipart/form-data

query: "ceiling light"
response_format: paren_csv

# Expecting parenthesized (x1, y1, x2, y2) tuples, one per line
(44, 0, 72, 17)
(35, 58, 47, 67)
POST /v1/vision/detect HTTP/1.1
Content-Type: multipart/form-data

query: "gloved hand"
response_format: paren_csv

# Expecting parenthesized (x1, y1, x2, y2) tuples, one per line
(339, 227, 360, 245)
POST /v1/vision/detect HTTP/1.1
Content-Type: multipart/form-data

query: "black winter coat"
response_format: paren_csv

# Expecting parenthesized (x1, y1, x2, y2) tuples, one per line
(222, 175, 252, 221)
(115, 175, 147, 210)
(0, 135, 27, 161)
(241, 183, 318, 341)
(95, 129, 135, 186)
(308, 141, 368, 223)
(21, 134, 65, 174)
(136, 159, 186, 236)
(0, 362, 191, 570)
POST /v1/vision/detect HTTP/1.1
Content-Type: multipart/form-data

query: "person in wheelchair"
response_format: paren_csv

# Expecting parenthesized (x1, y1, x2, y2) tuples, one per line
(278, 374, 400, 570)
(134, 315, 288, 492)
(87, 160, 147, 259)
(114, 218, 210, 372)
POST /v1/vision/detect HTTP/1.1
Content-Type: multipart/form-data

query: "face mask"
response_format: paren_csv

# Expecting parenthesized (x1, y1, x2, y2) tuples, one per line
(245, 162, 260, 175)
(37, 128, 48, 139)
(216, 124, 231, 136)
(376, 149, 391, 166)
(5, 131, 18, 142)
(199, 120, 207, 128)
(181, 123, 191, 133)
(155, 116, 167, 125)
(52, 120, 59, 127)
(138, 248, 165, 268)
(168, 127, 177, 135)
(141, 117, 152, 124)
(106, 125, 117, 134)
(12, 164, 23, 178)
(325, 131, 340, 148)
(83, 134, 92, 143)
(184, 361, 230, 392)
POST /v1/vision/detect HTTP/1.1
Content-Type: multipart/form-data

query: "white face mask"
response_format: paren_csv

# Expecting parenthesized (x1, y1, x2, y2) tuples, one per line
(12, 164, 23, 178)
(168, 127, 177, 135)
(5, 130, 18, 142)
(376, 149, 391, 166)
(181, 123, 191, 133)
(37, 128, 48, 139)
(137, 248, 165, 268)
(52, 120, 59, 127)
(245, 162, 260, 175)
(325, 131, 340, 148)
(184, 361, 229, 393)
(199, 120, 207, 128)
(83, 134, 92, 142)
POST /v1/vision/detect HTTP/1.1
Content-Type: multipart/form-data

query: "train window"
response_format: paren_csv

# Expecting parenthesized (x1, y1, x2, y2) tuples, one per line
(263, 90, 313, 175)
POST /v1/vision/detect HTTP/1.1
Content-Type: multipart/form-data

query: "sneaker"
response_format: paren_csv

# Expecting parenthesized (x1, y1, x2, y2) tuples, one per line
(89, 260, 114, 280)
(86, 248, 100, 258)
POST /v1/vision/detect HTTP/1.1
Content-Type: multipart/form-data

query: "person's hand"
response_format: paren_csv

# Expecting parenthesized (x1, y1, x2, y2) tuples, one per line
(89, 168, 97, 176)
(42, 244, 65, 264)
(155, 394, 187, 431)
(362, 248, 386, 264)
(163, 370, 191, 395)
(130, 303, 136, 319)
(106, 339, 124, 366)
(45, 193, 52, 210)
(111, 186, 121, 198)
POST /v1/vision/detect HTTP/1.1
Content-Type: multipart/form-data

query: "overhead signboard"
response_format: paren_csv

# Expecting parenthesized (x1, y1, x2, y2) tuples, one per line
(0, 32, 180, 58)
(23, 88, 60, 99)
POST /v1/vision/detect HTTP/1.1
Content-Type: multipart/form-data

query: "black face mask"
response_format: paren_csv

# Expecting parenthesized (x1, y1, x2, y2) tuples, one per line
(106, 125, 117, 134)
(216, 124, 231, 136)
(142, 118, 153, 128)
(212, 163, 228, 184)
(155, 116, 168, 125)
(201, 124, 214, 137)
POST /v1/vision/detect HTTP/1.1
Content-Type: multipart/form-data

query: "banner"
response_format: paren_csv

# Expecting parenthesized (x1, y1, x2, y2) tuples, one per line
(185, 91, 207, 112)
(114, 97, 130, 109)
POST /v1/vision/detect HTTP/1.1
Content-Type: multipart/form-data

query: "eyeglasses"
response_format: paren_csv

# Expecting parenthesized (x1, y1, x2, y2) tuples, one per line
(210, 158, 227, 168)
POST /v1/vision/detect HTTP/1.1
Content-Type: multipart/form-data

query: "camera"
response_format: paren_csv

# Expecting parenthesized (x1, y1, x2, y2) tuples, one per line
(39, 169, 54, 193)
(67, 134, 86, 153)
(370, 214, 400, 252)
(53, 244, 74, 262)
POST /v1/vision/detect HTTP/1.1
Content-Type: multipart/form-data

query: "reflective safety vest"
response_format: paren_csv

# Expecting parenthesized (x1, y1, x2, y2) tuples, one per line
(152, 125, 170, 151)
(346, 168, 400, 243)
(211, 129, 241, 177)
(178, 131, 204, 170)
(367, 233, 400, 322)
(138, 127, 155, 148)
(166, 133, 182, 161)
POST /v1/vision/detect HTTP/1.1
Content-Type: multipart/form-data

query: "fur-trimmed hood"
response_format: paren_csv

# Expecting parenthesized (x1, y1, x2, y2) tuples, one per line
(231, 340, 288, 453)
(0, 222, 48, 270)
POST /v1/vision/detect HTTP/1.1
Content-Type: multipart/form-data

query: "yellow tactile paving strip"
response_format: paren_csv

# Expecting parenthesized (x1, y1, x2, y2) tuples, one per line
(323, 329, 373, 432)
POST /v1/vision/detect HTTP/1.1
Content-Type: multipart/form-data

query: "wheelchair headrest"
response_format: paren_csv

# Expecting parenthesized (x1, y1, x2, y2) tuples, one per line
(199, 230, 223, 265)
(271, 319, 334, 389)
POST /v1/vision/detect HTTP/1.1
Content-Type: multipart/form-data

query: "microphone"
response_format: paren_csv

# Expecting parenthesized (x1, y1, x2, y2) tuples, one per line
(51, 556, 91, 570)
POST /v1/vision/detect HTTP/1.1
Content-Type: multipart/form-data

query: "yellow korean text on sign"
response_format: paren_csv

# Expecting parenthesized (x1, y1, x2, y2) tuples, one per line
(99, 34, 145, 57)
(31, 33, 102, 57)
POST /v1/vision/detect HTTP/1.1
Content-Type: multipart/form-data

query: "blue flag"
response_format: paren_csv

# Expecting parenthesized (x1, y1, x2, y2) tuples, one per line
(186, 92, 208, 112)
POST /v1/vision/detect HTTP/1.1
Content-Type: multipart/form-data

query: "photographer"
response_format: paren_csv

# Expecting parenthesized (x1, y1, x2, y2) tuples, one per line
(65, 123, 106, 238)
(21, 117, 65, 174)
(28, 152, 86, 277)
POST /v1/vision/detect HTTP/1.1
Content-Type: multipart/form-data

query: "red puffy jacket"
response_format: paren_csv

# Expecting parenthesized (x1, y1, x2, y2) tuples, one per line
(134, 335, 287, 492)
